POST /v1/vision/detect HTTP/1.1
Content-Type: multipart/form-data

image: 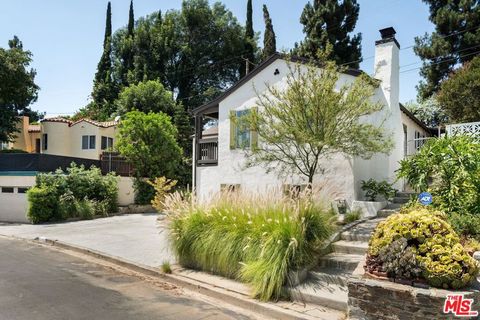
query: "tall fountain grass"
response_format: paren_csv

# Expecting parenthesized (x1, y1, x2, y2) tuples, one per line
(164, 189, 336, 301)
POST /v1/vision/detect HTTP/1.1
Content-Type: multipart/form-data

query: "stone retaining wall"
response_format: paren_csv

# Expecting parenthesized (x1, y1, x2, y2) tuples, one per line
(348, 275, 480, 319)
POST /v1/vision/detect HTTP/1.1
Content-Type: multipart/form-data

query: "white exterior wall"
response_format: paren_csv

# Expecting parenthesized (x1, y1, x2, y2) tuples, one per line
(0, 176, 36, 223)
(117, 176, 135, 206)
(401, 112, 431, 157)
(196, 59, 395, 204)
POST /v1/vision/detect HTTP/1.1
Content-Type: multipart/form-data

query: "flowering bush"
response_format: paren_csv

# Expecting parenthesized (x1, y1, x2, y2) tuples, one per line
(165, 190, 336, 301)
(367, 208, 478, 289)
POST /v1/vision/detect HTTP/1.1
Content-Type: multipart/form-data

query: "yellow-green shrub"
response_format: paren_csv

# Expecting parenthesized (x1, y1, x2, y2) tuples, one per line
(368, 208, 478, 289)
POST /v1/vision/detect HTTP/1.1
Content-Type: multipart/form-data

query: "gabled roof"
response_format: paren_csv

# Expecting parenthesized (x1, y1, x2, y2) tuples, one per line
(193, 53, 364, 115)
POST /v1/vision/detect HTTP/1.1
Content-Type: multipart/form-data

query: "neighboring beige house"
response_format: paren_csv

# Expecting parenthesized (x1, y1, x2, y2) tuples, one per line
(41, 118, 117, 160)
(0, 116, 41, 153)
(1, 117, 118, 160)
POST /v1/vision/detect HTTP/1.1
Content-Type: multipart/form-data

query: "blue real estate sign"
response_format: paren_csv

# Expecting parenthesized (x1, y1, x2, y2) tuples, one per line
(418, 192, 433, 205)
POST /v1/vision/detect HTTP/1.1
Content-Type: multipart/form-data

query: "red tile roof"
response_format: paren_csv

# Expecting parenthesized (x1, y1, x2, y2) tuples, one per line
(27, 125, 41, 132)
(41, 117, 118, 128)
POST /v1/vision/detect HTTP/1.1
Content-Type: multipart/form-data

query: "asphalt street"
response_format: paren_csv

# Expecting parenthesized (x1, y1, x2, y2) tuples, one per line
(0, 237, 254, 320)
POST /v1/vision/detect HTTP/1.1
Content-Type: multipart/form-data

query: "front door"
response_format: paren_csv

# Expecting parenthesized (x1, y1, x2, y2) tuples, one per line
(35, 138, 41, 153)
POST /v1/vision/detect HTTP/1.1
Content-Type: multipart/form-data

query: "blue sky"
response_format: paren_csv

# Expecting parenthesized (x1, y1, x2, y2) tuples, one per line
(0, 0, 433, 116)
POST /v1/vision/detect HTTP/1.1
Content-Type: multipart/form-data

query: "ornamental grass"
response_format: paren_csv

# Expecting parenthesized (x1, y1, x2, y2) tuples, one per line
(163, 189, 336, 301)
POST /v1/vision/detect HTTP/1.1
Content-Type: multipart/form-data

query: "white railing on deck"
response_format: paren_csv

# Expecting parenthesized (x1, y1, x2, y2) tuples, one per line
(446, 121, 480, 136)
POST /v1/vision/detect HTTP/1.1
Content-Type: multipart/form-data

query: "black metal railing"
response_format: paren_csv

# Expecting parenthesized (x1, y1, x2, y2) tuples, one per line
(100, 152, 134, 176)
(197, 138, 218, 165)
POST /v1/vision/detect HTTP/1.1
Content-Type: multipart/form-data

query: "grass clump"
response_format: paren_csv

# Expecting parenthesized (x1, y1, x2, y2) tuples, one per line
(161, 261, 172, 274)
(344, 210, 361, 224)
(164, 190, 336, 301)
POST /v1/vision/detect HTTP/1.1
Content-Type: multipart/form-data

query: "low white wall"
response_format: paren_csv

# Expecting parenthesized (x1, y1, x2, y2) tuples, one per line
(117, 176, 135, 206)
(0, 176, 35, 223)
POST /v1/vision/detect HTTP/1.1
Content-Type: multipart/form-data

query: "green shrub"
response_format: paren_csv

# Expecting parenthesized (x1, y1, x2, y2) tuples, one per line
(166, 191, 335, 301)
(447, 212, 480, 240)
(133, 178, 156, 205)
(77, 199, 95, 220)
(28, 163, 118, 223)
(398, 135, 480, 215)
(378, 238, 422, 279)
(368, 208, 478, 289)
(27, 186, 60, 223)
(361, 179, 396, 201)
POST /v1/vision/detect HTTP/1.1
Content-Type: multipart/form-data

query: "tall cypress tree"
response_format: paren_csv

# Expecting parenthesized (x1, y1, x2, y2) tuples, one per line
(414, 0, 480, 100)
(240, 0, 256, 78)
(128, 0, 135, 37)
(297, 0, 362, 67)
(91, 2, 115, 120)
(120, 0, 135, 86)
(262, 4, 276, 60)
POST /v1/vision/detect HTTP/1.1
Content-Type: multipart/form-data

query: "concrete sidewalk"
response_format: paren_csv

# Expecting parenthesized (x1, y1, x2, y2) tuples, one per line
(0, 213, 174, 267)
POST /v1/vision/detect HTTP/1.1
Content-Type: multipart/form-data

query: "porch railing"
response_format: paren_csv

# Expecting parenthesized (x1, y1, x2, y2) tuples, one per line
(446, 121, 480, 137)
(197, 138, 218, 165)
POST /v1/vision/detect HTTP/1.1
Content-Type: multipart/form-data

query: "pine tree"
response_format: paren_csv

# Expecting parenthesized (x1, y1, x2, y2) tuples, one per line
(240, 0, 256, 78)
(262, 5, 276, 60)
(297, 0, 362, 68)
(414, 0, 480, 100)
(91, 2, 116, 120)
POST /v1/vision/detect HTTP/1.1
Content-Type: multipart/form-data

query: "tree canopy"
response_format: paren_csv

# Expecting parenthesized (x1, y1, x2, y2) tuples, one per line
(116, 80, 176, 116)
(414, 0, 480, 99)
(437, 56, 480, 123)
(295, 0, 362, 68)
(0, 36, 39, 142)
(245, 59, 392, 184)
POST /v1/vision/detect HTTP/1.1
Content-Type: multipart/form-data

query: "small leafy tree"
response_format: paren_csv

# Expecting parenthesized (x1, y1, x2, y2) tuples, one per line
(116, 111, 182, 204)
(245, 58, 393, 184)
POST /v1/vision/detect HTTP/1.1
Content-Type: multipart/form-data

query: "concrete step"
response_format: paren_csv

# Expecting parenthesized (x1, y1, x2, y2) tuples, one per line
(385, 202, 402, 210)
(318, 252, 364, 272)
(340, 231, 370, 242)
(378, 208, 398, 217)
(331, 240, 368, 255)
(392, 197, 410, 204)
(396, 192, 416, 198)
(290, 272, 348, 311)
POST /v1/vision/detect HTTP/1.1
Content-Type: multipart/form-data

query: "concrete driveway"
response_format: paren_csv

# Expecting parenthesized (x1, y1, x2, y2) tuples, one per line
(0, 213, 174, 267)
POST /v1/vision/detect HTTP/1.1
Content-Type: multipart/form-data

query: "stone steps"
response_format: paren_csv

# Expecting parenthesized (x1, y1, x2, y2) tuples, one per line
(291, 217, 386, 312)
(331, 240, 368, 255)
(318, 252, 365, 272)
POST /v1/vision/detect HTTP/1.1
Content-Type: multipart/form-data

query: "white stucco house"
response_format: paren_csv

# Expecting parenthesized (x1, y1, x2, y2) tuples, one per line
(192, 27, 432, 204)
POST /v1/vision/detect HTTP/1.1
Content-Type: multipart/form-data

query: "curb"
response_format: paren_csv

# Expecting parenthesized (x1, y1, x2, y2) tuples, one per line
(27, 236, 331, 320)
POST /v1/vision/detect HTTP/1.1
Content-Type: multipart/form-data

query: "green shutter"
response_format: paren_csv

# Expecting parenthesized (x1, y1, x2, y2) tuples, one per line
(250, 107, 258, 150)
(229, 110, 236, 149)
